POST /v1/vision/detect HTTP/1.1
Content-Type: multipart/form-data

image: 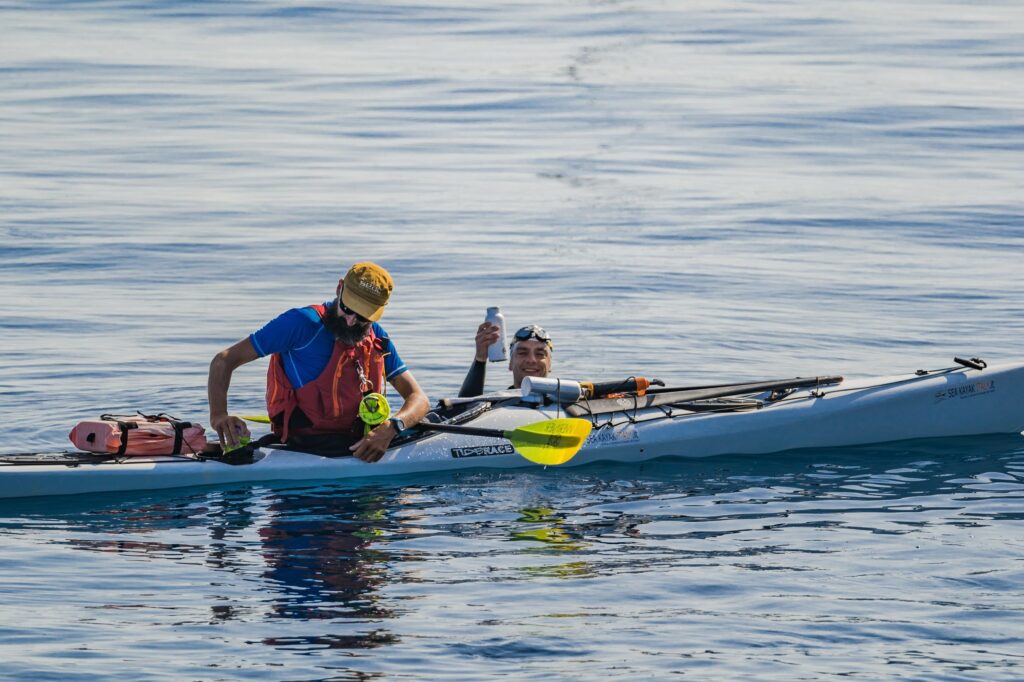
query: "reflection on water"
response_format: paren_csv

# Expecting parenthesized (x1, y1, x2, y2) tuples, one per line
(1, 435, 1022, 676)
(255, 487, 408, 656)
(258, 491, 395, 623)
(512, 507, 594, 579)
(511, 507, 587, 551)
(29, 484, 421, 654)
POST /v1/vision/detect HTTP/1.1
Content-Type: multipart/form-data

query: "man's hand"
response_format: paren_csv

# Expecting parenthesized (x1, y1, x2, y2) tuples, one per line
(474, 322, 501, 362)
(211, 414, 251, 449)
(350, 421, 397, 462)
(353, 371, 428, 463)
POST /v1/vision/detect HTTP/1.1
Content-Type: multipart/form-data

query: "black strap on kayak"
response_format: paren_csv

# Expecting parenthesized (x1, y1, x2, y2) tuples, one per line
(164, 417, 188, 455)
(0, 451, 120, 467)
(100, 414, 138, 457)
(139, 411, 204, 455)
(115, 421, 133, 456)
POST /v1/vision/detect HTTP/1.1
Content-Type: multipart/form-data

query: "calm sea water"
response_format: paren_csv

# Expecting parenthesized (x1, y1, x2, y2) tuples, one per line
(2, 0, 1024, 678)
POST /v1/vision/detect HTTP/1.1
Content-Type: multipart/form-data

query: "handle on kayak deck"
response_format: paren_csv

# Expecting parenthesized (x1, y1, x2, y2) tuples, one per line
(954, 357, 987, 370)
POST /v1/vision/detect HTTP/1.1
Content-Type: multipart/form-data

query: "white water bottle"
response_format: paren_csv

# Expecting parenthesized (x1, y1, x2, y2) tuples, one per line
(485, 306, 507, 362)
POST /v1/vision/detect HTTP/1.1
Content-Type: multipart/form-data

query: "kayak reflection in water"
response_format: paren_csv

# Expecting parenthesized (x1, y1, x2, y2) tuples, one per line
(459, 324, 554, 397)
(257, 490, 402, 633)
(207, 261, 430, 461)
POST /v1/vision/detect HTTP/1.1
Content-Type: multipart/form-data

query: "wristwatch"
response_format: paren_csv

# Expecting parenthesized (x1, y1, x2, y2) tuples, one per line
(388, 417, 406, 434)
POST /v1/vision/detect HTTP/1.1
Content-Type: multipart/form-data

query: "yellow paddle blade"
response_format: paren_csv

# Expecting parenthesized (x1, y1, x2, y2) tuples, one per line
(505, 418, 593, 466)
(241, 415, 271, 424)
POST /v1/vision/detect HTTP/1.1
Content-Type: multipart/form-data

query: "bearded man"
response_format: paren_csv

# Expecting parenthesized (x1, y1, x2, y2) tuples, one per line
(208, 262, 429, 462)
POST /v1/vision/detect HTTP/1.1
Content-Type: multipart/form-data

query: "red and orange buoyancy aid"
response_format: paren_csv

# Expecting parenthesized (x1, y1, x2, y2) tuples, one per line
(265, 304, 386, 443)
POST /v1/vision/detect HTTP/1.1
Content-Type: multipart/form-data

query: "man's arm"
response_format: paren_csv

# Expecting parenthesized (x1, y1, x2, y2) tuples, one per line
(350, 370, 430, 463)
(208, 337, 260, 449)
(458, 322, 500, 397)
(458, 359, 487, 397)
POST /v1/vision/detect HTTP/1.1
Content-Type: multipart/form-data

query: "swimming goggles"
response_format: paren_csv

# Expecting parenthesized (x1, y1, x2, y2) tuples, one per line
(511, 325, 553, 349)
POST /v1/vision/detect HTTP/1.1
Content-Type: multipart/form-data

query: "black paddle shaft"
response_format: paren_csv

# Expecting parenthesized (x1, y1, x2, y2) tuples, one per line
(647, 375, 844, 398)
(418, 421, 507, 439)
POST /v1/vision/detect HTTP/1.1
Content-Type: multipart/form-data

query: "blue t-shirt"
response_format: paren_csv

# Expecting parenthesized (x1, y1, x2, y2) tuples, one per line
(250, 303, 407, 390)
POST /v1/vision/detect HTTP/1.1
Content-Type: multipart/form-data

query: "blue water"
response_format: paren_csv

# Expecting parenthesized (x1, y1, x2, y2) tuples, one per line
(2, 0, 1024, 678)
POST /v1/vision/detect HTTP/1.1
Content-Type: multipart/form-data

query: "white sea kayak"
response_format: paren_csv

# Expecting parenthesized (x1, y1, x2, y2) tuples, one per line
(2, 358, 1023, 500)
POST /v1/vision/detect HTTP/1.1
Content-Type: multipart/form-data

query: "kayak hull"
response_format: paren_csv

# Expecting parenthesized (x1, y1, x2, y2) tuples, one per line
(2, 361, 1023, 500)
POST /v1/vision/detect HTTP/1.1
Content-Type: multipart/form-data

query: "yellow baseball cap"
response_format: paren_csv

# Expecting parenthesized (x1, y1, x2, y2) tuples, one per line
(340, 261, 393, 322)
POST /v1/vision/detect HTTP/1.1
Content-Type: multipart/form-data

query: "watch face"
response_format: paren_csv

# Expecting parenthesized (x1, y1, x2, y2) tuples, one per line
(391, 418, 406, 432)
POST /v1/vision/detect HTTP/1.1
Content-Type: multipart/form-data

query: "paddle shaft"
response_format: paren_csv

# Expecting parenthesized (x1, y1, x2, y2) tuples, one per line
(440, 391, 521, 408)
(417, 421, 508, 439)
(646, 375, 844, 399)
(244, 414, 547, 442)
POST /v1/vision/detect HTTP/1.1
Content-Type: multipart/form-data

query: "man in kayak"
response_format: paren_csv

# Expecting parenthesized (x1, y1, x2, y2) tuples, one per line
(458, 323, 553, 397)
(208, 261, 430, 462)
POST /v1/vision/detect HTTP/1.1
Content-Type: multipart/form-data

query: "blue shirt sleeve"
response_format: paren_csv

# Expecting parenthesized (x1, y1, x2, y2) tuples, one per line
(372, 322, 408, 380)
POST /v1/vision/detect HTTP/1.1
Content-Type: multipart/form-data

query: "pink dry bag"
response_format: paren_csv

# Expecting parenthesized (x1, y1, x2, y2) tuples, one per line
(69, 412, 208, 456)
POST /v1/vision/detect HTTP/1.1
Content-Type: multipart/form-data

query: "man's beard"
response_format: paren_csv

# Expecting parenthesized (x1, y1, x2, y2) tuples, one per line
(324, 301, 371, 345)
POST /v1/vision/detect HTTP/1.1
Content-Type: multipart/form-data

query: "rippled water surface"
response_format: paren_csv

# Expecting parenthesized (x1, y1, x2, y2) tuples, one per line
(2, 0, 1024, 678)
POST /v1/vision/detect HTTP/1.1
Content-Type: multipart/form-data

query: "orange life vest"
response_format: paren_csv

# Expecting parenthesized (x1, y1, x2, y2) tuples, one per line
(265, 304, 385, 443)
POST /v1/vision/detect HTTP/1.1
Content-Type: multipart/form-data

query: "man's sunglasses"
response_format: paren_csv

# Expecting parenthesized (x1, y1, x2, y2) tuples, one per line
(339, 299, 370, 324)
